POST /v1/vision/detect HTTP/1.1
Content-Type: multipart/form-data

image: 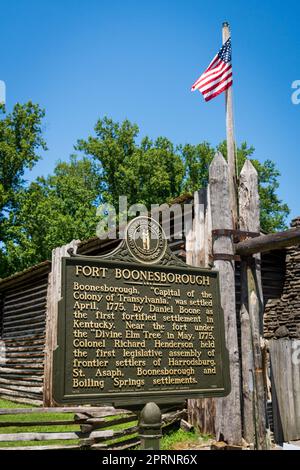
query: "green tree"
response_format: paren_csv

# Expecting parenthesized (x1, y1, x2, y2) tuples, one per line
(1, 114, 289, 277)
(76, 117, 185, 207)
(3, 157, 101, 275)
(78, 117, 289, 232)
(217, 141, 290, 232)
(0, 102, 46, 275)
(181, 140, 289, 232)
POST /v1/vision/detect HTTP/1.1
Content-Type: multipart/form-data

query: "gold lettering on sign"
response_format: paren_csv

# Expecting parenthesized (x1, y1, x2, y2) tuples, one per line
(66, 261, 221, 397)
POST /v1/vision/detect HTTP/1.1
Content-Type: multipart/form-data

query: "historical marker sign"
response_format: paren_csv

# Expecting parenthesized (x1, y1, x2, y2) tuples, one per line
(53, 217, 230, 407)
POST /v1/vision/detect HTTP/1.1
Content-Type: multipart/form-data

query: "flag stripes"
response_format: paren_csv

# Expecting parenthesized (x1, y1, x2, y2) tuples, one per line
(191, 38, 232, 102)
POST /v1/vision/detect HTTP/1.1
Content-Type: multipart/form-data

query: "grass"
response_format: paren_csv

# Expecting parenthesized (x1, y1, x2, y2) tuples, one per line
(0, 398, 211, 450)
(0, 399, 33, 409)
(0, 398, 138, 449)
(161, 428, 212, 450)
(0, 398, 79, 448)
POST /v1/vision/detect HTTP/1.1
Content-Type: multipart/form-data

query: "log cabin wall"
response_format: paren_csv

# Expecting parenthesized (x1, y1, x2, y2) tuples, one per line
(233, 250, 286, 367)
(264, 218, 300, 339)
(0, 262, 51, 405)
(235, 251, 286, 316)
(261, 217, 300, 442)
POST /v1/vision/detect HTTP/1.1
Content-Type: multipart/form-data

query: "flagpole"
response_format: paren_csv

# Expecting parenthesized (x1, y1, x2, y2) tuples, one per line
(222, 22, 238, 227)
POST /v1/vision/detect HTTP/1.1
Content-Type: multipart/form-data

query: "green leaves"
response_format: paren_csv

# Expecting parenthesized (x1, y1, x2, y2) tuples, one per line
(0, 102, 46, 276)
(2, 157, 101, 276)
(77, 117, 185, 207)
(181, 139, 289, 232)
(0, 113, 290, 278)
(0, 102, 46, 199)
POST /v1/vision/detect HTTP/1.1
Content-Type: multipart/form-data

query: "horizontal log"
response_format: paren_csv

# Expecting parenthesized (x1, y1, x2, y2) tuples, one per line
(6, 352, 44, 358)
(5, 348, 44, 355)
(3, 321, 45, 333)
(235, 227, 300, 256)
(81, 426, 138, 448)
(0, 431, 81, 442)
(77, 237, 119, 256)
(162, 410, 187, 426)
(4, 286, 48, 307)
(91, 426, 138, 443)
(3, 336, 45, 346)
(108, 439, 140, 451)
(0, 378, 43, 388)
(0, 419, 75, 428)
(0, 428, 117, 442)
(0, 406, 122, 415)
(2, 325, 45, 341)
(74, 409, 128, 419)
(0, 444, 80, 450)
(4, 299, 46, 310)
(91, 437, 140, 450)
(84, 415, 136, 428)
(73, 412, 89, 422)
(0, 384, 42, 394)
(3, 310, 46, 324)
(0, 388, 42, 400)
(0, 395, 43, 406)
(3, 328, 45, 338)
(1, 363, 43, 369)
(3, 295, 46, 314)
(6, 357, 43, 365)
(0, 374, 42, 382)
(3, 313, 46, 326)
(0, 367, 43, 375)
(0, 272, 48, 297)
(90, 429, 114, 440)
(259, 273, 285, 281)
(4, 348, 44, 356)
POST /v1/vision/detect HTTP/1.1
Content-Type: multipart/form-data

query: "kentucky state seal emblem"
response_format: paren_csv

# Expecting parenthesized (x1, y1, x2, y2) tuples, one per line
(125, 216, 167, 265)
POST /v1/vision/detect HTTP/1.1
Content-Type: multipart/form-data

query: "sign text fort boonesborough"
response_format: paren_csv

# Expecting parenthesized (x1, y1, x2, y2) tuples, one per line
(53, 217, 230, 407)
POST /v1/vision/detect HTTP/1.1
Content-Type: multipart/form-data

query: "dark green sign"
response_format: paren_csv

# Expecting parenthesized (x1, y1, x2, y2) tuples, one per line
(53, 217, 230, 407)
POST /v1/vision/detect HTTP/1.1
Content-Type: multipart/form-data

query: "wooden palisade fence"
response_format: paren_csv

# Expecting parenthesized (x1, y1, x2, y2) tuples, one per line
(239, 160, 267, 448)
(188, 152, 269, 448)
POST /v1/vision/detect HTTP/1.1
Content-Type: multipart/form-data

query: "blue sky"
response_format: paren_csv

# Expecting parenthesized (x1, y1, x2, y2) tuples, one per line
(1, 0, 299, 223)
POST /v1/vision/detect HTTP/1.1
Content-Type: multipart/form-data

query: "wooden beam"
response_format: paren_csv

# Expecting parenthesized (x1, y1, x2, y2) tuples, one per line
(239, 160, 257, 444)
(222, 22, 238, 227)
(187, 188, 215, 436)
(235, 227, 300, 256)
(238, 160, 268, 449)
(0, 406, 124, 415)
(209, 151, 242, 445)
(44, 240, 80, 406)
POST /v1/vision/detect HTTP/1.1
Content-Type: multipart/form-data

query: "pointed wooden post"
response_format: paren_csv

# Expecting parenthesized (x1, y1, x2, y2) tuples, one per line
(44, 240, 80, 406)
(209, 152, 242, 444)
(239, 160, 257, 443)
(239, 160, 268, 449)
(188, 188, 215, 435)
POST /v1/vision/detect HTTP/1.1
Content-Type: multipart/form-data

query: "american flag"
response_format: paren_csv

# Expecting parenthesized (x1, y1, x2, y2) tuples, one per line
(191, 38, 232, 102)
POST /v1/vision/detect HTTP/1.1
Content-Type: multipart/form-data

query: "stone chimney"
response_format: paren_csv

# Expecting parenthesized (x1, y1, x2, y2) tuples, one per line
(264, 217, 300, 339)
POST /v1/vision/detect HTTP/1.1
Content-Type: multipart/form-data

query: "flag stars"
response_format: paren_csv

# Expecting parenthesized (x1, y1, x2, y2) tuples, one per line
(191, 36, 232, 101)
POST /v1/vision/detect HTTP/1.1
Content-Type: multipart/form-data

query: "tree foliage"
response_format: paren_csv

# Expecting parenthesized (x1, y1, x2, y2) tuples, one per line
(0, 102, 46, 276)
(181, 139, 289, 233)
(2, 157, 101, 275)
(0, 114, 290, 278)
(76, 117, 185, 207)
